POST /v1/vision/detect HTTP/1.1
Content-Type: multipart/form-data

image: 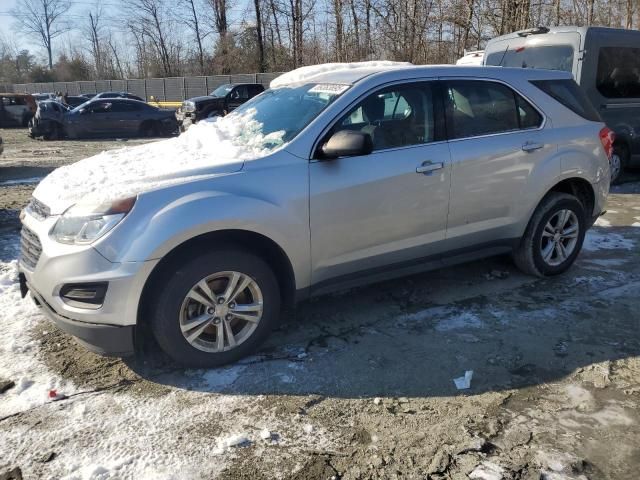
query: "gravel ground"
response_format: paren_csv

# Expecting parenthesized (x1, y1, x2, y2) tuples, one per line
(0, 127, 639, 480)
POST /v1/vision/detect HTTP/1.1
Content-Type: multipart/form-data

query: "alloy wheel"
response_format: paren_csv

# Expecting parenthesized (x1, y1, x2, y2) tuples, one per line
(610, 153, 622, 183)
(179, 271, 263, 353)
(539, 209, 580, 267)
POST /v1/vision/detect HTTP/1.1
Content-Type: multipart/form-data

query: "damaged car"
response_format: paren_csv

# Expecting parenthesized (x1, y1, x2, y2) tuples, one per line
(28, 100, 68, 140)
(29, 98, 178, 140)
(19, 63, 610, 366)
(0, 93, 37, 127)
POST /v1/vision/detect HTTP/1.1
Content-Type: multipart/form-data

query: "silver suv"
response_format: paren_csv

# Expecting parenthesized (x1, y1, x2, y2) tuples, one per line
(19, 64, 611, 366)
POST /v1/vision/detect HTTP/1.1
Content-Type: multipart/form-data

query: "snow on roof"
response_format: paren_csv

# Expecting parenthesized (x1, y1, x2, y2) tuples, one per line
(33, 109, 285, 214)
(270, 61, 412, 88)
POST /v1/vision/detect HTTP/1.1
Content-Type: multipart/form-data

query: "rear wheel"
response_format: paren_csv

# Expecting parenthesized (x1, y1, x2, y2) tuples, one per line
(43, 122, 63, 141)
(513, 192, 586, 277)
(610, 143, 629, 185)
(140, 121, 160, 137)
(149, 249, 280, 367)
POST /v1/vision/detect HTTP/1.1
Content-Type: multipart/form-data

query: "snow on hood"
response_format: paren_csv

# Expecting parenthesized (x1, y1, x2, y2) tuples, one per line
(270, 61, 412, 88)
(33, 109, 286, 214)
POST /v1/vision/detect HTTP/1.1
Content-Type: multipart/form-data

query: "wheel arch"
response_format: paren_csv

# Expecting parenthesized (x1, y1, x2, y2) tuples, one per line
(545, 177, 595, 218)
(137, 229, 297, 328)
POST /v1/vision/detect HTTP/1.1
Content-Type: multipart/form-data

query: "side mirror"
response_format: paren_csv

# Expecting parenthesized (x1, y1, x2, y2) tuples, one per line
(320, 130, 373, 159)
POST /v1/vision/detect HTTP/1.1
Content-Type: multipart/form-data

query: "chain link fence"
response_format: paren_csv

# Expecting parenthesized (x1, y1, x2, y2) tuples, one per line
(3, 72, 283, 101)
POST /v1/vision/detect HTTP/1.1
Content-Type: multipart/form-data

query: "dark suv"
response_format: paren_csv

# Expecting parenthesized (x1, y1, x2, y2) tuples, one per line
(178, 83, 264, 129)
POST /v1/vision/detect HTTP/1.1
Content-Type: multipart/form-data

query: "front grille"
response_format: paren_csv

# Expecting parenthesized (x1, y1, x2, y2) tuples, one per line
(20, 226, 42, 270)
(25, 197, 50, 221)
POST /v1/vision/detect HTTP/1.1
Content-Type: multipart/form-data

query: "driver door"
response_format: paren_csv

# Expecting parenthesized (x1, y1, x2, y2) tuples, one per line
(309, 81, 452, 287)
(226, 85, 249, 112)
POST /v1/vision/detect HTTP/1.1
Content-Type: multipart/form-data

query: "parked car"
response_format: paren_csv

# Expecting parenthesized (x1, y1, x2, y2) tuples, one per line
(28, 100, 69, 140)
(32, 93, 57, 103)
(65, 96, 91, 108)
(484, 26, 640, 183)
(19, 64, 611, 366)
(93, 91, 145, 101)
(456, 50, 485, 65)
(0, 93, 37, 127)
(177, 83, 265, 129)
(30, 98, 177, 139)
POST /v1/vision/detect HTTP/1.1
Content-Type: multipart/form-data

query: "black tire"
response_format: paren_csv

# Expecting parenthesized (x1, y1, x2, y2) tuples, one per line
(149, 248, 281, 367)
(140, 121, 159, 137)
(611, 143, 629, 185)
(513, 192, 587, 277)
(43, 122, 63, 141)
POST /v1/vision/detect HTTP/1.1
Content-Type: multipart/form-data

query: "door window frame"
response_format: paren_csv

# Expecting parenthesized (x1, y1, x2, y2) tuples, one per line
(440, 77, 546, 143)
(311, 79, 447, 160)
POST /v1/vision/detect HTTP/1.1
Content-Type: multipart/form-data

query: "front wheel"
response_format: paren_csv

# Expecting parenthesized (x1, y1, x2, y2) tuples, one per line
(513, 192, 587, 277)
(149, 249, 280, 367)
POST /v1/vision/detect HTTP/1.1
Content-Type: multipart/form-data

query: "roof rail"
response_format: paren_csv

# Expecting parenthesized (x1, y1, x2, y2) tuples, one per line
(517, 26, 550, 37)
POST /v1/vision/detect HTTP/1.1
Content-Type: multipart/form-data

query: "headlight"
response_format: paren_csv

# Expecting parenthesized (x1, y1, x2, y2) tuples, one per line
(183, 101, 195, 112)
(51, 197, 136, 245)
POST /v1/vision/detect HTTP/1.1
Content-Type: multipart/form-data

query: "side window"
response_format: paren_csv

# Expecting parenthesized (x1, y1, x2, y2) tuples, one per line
(110, 102, 141, 112)
(596, 47, 640, 98)
(249, 85, 263, 96)
(333, 83, 435, 151)
(531, 79, 601, 121)
(516, 95, 542, 129)
(90, 102, 112, 113)
(445, 81, 519, 139)
(231, 86, 249, 100)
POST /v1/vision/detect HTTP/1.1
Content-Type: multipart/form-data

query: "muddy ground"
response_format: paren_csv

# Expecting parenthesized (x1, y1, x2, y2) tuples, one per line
(0, 127, 639, 480)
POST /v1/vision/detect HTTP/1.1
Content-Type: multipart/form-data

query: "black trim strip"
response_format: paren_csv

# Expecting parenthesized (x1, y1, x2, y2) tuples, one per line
(308, 238, 518, 297)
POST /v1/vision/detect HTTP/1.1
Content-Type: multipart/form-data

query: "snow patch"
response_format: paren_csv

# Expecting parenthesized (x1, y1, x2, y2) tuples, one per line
(33, 109, 286, 214)
(469, 461, 505, 480)
(594, 217, 611, 227)
(582, 230, 635, 251)
(270, 61, 412, 88)
(0, 254, 79, 418)
(435, 311, 483, 331)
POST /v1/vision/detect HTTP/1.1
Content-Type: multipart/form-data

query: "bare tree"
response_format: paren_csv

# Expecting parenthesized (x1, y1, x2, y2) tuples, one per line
(254, 0, 266, 71)
(129, 0, 177, 76)
(11, 0, 71, 69)
(181, 0, 209, 74)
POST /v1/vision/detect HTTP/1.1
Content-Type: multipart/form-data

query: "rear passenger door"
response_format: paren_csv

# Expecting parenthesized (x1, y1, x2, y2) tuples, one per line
(443, 79, 552, 248)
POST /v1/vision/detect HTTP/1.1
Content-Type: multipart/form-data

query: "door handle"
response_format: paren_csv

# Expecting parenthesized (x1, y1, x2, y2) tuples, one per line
(416, 161, 444, 174)
(522, 141, 544, 152)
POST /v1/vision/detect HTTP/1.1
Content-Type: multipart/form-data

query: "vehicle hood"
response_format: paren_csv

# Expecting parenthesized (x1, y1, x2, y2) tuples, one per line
(188, 96, 224, 107)
(33, 110, 287, 215)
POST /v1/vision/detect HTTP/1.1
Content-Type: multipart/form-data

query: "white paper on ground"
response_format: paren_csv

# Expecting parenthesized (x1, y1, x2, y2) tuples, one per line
(453, 370, 474, 390)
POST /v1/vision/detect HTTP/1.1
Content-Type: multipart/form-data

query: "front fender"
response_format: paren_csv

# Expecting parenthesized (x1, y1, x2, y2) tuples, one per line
(95, 173, 310, 288)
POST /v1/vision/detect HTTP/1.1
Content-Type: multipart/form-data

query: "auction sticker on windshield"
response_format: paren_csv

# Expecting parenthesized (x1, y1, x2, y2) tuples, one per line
(308, 84, 350, 95)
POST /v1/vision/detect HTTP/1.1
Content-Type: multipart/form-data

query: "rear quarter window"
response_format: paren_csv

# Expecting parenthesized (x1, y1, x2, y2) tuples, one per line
(530, 79, 601, 122)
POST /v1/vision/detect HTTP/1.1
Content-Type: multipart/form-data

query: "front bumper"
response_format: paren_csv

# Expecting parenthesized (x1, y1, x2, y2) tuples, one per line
(25, 276, 135, 356)
(19, 210, 159, 356)
(176, 110, 195, 130)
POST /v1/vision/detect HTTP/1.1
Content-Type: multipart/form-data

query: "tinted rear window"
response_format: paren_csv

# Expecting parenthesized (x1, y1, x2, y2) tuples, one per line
(485, 45, 574, 72)
(596, 47, 640, 98)
(444, 80, 542, 139)
(530, 79, 601, 122)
